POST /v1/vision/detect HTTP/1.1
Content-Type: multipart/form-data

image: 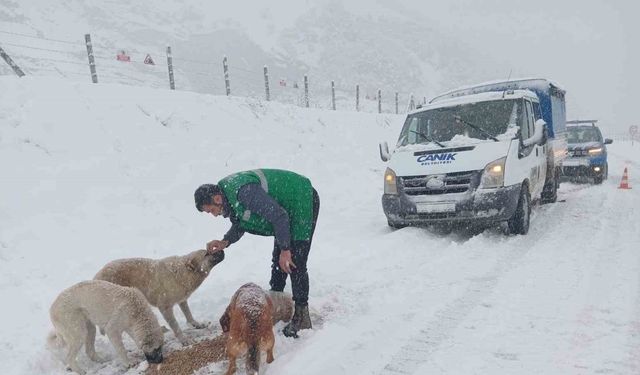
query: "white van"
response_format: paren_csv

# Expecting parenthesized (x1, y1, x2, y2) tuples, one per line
(380, 79, 567, 234)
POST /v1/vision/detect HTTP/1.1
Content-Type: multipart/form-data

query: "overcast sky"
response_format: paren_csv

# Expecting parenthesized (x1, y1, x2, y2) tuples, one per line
(413, 0, 638, 135)
(210, 0, 638, 133)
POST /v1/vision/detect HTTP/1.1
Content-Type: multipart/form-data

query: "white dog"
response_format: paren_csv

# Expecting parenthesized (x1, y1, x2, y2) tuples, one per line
(94, 249, 225, 345)
(48, 280, 164, 374)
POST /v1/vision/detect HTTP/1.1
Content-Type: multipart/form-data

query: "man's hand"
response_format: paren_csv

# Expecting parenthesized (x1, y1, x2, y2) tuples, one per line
(206, 240, 228, 254)
(279, 249, 296, 274)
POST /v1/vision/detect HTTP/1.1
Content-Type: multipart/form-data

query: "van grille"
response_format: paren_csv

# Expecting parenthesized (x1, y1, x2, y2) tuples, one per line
(399, 171, 479, 195)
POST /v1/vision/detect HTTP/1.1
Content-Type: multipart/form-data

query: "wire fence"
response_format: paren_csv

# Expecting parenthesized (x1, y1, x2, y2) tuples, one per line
(0, 30, 423, 114)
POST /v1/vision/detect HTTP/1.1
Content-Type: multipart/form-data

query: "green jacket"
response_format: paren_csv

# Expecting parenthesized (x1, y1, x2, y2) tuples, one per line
(218, 169, 314, 241)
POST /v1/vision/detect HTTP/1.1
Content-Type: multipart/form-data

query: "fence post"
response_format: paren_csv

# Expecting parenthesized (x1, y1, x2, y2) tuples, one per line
(263, 65, 270, 101)
(377, 89, 382, 113)
(0, 45, 25, 77)
(356, 84, 360, 112)
(82, 34, 97, 83)
(331, 80, 336, 110)
(304, 75, 309, 108)
(166, 46, 175, 90)
(223, 56, 231, 96)
(395, 92, 399, 114)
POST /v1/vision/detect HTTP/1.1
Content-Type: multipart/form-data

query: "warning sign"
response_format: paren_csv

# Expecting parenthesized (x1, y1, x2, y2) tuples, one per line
(144, 54, 155, 65)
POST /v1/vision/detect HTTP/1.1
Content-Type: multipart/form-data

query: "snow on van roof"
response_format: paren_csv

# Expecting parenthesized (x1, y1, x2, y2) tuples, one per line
(430, 78, 565, 104)
(410, 89, 537, 114)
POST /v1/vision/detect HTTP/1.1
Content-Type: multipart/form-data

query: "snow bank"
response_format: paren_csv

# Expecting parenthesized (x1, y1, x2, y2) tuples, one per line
(0, 76, 401, 374)
(2, 77, 640, 375)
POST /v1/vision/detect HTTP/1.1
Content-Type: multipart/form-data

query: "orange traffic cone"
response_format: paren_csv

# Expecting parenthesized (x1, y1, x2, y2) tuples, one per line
(618, 167, 631, 189)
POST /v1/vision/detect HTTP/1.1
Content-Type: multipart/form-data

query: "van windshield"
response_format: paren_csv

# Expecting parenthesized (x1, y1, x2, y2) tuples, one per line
(397, 99, 522, 147)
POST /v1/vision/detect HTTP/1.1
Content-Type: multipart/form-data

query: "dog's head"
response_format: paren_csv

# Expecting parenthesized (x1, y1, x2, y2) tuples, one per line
(141, 327, 164, 364)
(185, 249, 225, 275)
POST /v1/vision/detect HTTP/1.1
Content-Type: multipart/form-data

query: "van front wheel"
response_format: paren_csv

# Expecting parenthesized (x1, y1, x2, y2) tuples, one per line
(507, 185, 530, 235)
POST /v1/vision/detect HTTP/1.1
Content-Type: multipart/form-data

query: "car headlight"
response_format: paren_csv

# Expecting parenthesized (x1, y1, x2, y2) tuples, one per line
(480, 157, 506, 189)
(588, 147, 603, 155)
(384, 167, 398, 195)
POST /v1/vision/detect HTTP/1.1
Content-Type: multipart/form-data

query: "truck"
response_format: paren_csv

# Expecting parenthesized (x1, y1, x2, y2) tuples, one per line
(379, 78, 568, 235)
(563, 120, 613, 184)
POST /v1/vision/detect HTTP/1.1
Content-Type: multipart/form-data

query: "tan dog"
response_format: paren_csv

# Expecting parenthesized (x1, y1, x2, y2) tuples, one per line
(219, 283, 275, 375)
(48, 280, 164, 375)
(94, 249, 225, 345)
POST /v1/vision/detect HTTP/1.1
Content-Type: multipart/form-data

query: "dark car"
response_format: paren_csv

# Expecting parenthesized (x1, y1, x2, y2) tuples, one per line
(562, 120, 613, 184)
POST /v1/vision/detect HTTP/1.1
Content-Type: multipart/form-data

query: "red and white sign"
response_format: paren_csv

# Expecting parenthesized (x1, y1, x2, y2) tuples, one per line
(116, 51, 131, 62)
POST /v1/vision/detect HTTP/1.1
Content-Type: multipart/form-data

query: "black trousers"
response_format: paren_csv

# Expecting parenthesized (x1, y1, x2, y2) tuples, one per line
(269, 188, 319, 306)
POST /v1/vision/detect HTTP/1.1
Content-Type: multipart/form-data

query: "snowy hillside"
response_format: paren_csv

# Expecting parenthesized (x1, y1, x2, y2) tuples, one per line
(1, 77, 640, 375)
(0, 0, 490, 108)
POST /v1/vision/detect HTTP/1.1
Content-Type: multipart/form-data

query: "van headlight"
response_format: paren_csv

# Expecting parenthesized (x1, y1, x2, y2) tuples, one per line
(480, 157, 506, 189)
(588, 147, 603, 155)
(384, 167, 398, 195)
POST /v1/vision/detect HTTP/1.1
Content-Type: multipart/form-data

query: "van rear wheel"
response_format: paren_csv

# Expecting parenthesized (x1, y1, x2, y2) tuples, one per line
(541, 168, 558, 204)
(507, 186, 530, 235)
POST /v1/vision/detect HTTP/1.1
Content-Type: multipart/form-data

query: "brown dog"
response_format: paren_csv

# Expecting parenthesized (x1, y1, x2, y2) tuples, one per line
(94, 249, 224, 345)
(219, 283, 275, 375)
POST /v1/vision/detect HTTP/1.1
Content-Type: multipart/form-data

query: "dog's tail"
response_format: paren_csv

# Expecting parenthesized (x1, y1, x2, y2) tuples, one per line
(46, 330, 66, 351)
(246, 343, 260, 375)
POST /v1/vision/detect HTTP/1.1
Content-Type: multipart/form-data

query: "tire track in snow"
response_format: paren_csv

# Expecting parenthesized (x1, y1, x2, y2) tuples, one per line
(607, 147, 640, 373)
(552, 179, 618, 372)
(376, 229, 545, 374)
(557, 164, 640, 373)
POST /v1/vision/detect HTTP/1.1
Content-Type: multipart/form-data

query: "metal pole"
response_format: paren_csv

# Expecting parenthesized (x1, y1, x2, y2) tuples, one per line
(377, 89, 382, 113)
(223, 56, 230, 96)
(263, 65, 270, 101)
(331, 80, 336, 110)
(0, 45, 25, 77)
(304, 75, 309, 108)
(395, 92, 399, 114)
(166, 46, 175, 90)
(83, 34, 97, 83)
(356, 84, 360, 112)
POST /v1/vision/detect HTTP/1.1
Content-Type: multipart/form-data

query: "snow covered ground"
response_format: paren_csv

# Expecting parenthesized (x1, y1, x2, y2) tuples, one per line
(1, 77, 639, 375)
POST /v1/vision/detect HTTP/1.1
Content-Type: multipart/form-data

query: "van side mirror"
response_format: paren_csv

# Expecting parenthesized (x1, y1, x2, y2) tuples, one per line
(379, 141, 391, 162)
(523, 119, 546, 147)
(604, 138, 613, 145)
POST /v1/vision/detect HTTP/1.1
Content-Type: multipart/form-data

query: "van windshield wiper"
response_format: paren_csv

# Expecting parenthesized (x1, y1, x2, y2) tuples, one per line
(453, 115, 499, 142)
(409, 130, 445, 148)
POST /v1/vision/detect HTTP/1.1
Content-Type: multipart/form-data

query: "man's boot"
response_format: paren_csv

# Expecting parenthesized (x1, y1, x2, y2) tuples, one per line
(283, 304, 312, 338)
